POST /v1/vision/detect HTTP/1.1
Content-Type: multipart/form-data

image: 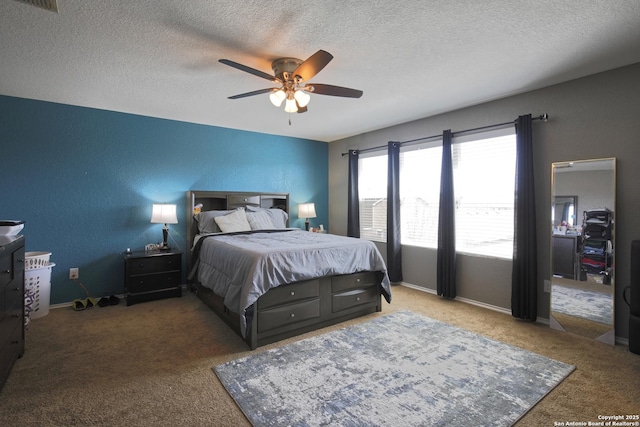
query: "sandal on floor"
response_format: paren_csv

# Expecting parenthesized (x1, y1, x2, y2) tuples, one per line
(85, 297, 97, 309)
(72, 299, 86, 311)
(108, 295, 120, 306)
(98, 297, 110, 307)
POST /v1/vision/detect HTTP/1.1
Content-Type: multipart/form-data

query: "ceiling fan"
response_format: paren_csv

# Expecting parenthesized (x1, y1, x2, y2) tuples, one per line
(219, 50, 363, 114)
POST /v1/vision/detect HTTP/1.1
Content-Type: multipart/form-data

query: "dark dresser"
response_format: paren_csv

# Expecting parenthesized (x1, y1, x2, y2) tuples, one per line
(124, 250, 182, 305)
(0, 235, 25, 391)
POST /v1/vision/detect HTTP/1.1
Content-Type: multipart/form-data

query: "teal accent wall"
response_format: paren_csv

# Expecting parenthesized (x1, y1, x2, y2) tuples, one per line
(0, 95, 328, 304)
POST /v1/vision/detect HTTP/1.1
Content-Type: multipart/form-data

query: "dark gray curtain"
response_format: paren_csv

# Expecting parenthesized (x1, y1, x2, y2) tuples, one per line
(387, 142, 403, 282)
(347, 150, 360, 238)
(511, 114, 537, 321)
(437, 130, 456, 298)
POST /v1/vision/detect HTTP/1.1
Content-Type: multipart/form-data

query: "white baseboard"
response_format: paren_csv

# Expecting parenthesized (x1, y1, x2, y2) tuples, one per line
(399, 282, 511, 315)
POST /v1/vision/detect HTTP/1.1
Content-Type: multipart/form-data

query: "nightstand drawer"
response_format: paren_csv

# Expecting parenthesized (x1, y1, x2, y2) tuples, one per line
(127, 254, 180, 276)
(124, 250, 182, 306)
(126, 272, 181, 294)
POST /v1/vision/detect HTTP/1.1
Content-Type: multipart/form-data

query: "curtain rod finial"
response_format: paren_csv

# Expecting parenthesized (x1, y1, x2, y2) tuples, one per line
(540, 113, 549, 122)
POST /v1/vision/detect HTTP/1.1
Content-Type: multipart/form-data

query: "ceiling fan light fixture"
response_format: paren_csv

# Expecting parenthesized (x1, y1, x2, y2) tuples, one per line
(294, 90, 311, 108)
(284, 97, 298, 113)
(269, 89, 286, 107)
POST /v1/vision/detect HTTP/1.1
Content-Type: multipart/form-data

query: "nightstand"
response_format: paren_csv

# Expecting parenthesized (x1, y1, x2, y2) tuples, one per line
(124, 250, 182, 306)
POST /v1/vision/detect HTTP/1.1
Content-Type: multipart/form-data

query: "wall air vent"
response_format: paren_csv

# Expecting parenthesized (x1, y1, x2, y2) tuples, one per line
(13, 0, 58, 13)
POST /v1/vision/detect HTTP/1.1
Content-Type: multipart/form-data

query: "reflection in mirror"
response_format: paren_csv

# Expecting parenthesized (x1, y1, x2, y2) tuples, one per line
(550, 158, 615, 345)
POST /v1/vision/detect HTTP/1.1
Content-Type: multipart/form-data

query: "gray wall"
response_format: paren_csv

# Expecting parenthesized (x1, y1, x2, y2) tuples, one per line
(328, 62, 640, 340)
(555, 169, 615, 221)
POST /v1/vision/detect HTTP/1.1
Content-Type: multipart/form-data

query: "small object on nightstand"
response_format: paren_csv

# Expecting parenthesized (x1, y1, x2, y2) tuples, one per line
(124, 250, 182, 306)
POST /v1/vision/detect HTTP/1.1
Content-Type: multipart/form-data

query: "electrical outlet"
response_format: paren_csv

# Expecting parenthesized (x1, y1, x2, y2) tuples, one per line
(543, 279, 550, 293)
(69, 268, 79, 280)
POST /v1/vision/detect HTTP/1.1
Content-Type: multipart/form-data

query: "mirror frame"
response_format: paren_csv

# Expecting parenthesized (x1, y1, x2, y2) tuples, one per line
(550, 157, 616, 344)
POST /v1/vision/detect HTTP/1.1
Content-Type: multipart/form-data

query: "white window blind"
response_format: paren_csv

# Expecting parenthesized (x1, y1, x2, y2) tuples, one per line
(400, 141, 442, 248)
(358, 153, 387, 242)
(355, 127, 516, 258)
(452, 129, 516, 258)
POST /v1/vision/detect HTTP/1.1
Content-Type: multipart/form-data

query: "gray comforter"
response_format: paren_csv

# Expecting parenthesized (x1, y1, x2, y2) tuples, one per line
(194, 229, 391, 336)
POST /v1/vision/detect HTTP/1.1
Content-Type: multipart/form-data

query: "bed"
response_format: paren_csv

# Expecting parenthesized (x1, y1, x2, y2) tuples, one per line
(186, 190, 392, 349)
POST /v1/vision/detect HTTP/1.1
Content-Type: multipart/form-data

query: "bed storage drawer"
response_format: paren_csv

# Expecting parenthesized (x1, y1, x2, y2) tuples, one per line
(332, 286, 379, 313)
(331, 272, 378, 293)
(258, 299, 320, 332)
(258, 279, 320, 310)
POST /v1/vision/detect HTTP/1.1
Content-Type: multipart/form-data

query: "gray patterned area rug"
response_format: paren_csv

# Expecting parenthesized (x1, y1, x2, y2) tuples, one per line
(552, 284, 613, 325)
(214, 311, 574, 427)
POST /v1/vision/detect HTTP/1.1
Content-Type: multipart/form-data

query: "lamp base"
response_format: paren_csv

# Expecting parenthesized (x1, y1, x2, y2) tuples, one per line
(305, 220, 310, 231)
(161, 226, 170, 250)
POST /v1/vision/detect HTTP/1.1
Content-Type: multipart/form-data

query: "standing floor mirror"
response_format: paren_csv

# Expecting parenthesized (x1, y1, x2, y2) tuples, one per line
(550, 158, 616, 344)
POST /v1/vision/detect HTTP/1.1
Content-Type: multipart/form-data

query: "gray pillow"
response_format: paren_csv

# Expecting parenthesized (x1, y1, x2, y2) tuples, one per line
(246, 206, 289, 228)
(246, 210, 276, 230)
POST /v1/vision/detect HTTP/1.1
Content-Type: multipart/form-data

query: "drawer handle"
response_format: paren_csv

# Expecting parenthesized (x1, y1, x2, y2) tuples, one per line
(13, 287, 21, 291)
(2, 270, 9, 274)
(290, 313, 295, 318)
(18, 259, 24, 263)
(139, 264, 145, 268)
(356, 278, 361, 283)
(12, 314, 20, 318)
(290, 291, 295, 296)
(356, 297, 361, 301)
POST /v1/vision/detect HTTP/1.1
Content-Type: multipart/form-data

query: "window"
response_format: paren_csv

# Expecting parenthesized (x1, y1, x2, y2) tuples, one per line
(358, 153, 387, 242)
(452, 129, 516, 258)
(400, 141, 442, 248)
(356, 127, 516, 258)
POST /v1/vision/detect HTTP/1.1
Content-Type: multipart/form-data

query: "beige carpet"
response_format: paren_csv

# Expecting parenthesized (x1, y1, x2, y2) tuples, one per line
(1, 285, 639, 426)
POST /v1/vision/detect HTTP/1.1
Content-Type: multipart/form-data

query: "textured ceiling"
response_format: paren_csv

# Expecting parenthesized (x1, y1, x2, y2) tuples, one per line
(2, 1, 640, 142)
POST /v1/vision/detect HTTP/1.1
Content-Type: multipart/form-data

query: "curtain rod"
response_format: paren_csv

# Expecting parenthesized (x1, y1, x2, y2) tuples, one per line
(341, 113, 549, 156)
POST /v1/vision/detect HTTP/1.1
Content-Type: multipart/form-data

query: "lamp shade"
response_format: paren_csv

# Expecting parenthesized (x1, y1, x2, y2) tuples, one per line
(294, 90, 311, 108)
(284, 97, 298, 113)
(298, 203, 317, 219)
(150, 204, 178, 224)
(269, 89, 286, 107)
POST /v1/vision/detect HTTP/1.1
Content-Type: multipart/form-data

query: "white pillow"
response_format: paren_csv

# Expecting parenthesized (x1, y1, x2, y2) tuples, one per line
(214, 209, 251, 233)
(195, 209, 235, 233)
(246, 210, 276, 230)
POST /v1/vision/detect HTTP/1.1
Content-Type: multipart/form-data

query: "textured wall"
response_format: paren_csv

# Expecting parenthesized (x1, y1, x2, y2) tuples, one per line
(0, 96, 327, 304)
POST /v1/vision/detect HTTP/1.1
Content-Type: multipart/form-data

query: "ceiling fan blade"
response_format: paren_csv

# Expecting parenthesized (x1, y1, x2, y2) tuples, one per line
(228, 88, 275, 99)
(293, 50, 333, 82)
(219, 59, 277, 82)
(308, 84, 363, 98)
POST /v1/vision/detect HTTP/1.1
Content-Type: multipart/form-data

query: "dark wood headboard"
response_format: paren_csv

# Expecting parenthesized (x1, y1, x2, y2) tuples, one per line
(185, 190, 289, 268)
